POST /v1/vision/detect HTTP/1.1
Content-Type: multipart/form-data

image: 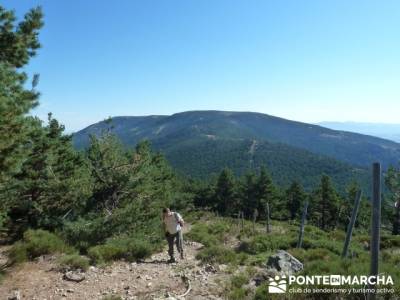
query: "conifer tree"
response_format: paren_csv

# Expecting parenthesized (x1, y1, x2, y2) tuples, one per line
(214, 168, 237, 216)
(286, 181, 307, 220)
(256, 166, 280, 219)
(0, 5, 43, 231)
(240, 171, 258, 217)
(310, 175, 340, 230)
(385, 166, 400, 235)
(0, 6, 43, 181)
(8, 115, 92, 232)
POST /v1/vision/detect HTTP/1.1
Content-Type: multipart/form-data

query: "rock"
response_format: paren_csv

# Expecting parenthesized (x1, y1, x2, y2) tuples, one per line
(204, 264, 217, 273)
(218, 264, 228, 272)
(251, 269, 278, 286)
(266, 250, 303, 275)
(89, 266, 98, 272)
(147, 282, 152, 287)
(8, 290, 21, 300)
(63, 270, 86, 282)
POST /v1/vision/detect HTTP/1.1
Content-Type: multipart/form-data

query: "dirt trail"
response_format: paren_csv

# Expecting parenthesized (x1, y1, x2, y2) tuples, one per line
(0, 226, 228, 300)
(248, 140, 257, 156)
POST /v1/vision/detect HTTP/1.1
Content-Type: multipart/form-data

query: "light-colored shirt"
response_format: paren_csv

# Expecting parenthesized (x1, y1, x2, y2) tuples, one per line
(163, 212, 183, 234)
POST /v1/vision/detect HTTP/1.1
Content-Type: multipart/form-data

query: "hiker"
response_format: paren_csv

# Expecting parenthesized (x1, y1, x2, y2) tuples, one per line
(162, 207, 184, 263)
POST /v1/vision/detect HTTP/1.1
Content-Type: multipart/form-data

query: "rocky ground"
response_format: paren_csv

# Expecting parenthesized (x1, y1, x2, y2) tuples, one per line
(0, 235, 232, 300)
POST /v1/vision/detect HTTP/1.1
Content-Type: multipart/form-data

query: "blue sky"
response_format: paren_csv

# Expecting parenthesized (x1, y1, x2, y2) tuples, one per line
(3, 0, 400, 132)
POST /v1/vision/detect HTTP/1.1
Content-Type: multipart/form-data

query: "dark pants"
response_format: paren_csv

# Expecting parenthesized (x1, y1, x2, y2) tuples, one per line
(166, 230, 183, 259)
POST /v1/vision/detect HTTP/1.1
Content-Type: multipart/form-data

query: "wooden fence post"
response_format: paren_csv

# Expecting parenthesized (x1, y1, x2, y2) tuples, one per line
(253, 209, 258, 234)
(342, 190, 362, 258)
(266, 202, 271, 233)
(369, 163, 381, 299)
(297, 201, 309, 248)
(393, 199, 400, 235)
(241, 211, 244, 232)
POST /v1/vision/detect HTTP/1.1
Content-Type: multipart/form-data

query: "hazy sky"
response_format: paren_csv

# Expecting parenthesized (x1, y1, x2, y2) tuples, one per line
(3, 0, 400, 132)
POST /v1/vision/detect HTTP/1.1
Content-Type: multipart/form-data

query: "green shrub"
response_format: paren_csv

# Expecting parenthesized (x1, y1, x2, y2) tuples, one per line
(8, 241, 29, 263)
(302, 248, 334, 262)
(102, 296, 122, 300)
(328, 230, 345, 241)
(245, 252, 269, 266)
(208, 220, 231, 236)
(186, 224, 219, 247)
(380, 235, 400, 249)
(196, 245, 237, 264)
(9, 229, 74, 263)
(88, 236, 153, 264)
(287, 248, 306, 262)
(58, 254, 90, 271)
(227, 287, 247, 300)
(226, 273, 250, 300)
(238, 234, 294, 254)
(63, 216, 108, 252)
(300, 237, 343, 255)
(231, 273, 249, 288)
(254, 283, 268, 300)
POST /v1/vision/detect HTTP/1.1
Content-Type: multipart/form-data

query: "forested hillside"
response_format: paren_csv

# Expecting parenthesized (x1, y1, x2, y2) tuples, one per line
(162, 137, 369, 191)
(73, 111, 400, 170)
(72, 111, 400, 191)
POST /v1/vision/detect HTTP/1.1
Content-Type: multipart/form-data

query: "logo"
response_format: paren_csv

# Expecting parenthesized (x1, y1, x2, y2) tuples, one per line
(269, 275, 287, 293)
(266, 274, 394, 295)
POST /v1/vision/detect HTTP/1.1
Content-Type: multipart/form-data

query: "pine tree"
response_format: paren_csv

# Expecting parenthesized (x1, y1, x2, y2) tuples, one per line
(0, 6, 43, 179)
(385, 166, 400, 235)
(239, 171, 258, 217)
(256, 166, 280, 219)
(0, 5, 43, 231)
(60, 132, 177, 248)
(310, 175, 340, 231)
(286, 181, 307, 220)
(214, 168, 237, 216)
(8, 115, 92, 232)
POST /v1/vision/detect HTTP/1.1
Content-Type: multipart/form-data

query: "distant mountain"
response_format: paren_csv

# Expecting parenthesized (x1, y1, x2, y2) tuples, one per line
(73, 111, 400, 190)
(319, 122, 400, 143)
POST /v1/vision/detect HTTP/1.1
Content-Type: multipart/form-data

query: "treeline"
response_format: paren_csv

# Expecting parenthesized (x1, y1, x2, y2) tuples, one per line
(189, 166, 400, 234)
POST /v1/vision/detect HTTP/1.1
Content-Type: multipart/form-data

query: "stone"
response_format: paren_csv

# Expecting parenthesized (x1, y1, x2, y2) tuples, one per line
(218, 264, 228, 272)
(204, 264, 217, 273)
(89, 266, 98, 272)
(251, 269, 278, 286)
(266, 250, 303, 275)
(63, 270, 86, 282)
(8, 290, 21, 300)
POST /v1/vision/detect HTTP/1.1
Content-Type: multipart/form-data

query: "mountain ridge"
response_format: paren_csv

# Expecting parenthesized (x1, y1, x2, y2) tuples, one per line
(74, 110, 400, 166)
(319, 121, 400, 143)
(72, 110, 400, 190)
